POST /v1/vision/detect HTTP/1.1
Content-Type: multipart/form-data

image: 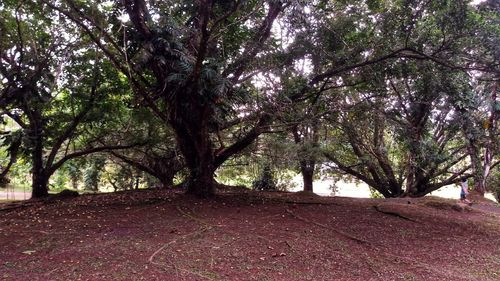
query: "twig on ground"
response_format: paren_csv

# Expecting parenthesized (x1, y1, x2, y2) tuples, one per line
(149, 205, 214, 264)
(44, 268, 58, 276)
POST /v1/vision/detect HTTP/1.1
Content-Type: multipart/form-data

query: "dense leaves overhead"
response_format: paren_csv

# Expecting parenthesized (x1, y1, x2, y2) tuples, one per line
(0, 0, 498, 198)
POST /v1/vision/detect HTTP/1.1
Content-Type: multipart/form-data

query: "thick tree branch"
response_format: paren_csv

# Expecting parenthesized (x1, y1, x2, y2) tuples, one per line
(109, 151, 158, 179)
(214, 114, 272, 167)
(419, 165, 472, 196)
(48, 143, 142, 176)
(192, 0, 213, 81)
(64, 0, 126, 58)
(123, 0, 152, 39)
(42, 1, 125, 73)
(223, 1, 284, 83)
(43, 0, 167, 122)
(323, 151, 390, 197)
(46, 75, 99, 169)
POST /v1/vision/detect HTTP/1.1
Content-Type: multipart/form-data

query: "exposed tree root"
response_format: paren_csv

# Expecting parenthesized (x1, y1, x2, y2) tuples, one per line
(373, 205, 419, 222)
(148, 204, 214, 276)
(285, 208, 370, 245)
(148, 226, 212, 264)
(176, 205, 212, 227)
(377, 250, 474, 280)
(175, 203, 462, 279)
(148, 206, 218, 280)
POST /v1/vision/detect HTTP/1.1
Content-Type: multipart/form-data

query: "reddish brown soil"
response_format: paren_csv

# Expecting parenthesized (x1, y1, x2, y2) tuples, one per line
(1, 189, 499, 281)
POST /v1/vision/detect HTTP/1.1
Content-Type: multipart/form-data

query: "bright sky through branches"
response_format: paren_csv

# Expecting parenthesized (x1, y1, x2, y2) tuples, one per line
(470, 0, 487, 4)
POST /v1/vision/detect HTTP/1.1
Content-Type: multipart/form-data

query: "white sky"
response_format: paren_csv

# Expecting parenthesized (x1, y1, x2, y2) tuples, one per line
(470, 0, 487, 5)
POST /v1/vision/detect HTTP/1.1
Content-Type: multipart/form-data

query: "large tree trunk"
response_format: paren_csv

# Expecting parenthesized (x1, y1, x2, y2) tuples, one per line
(183, 127, 216, 197)
(467, 141, 485, 196)
(176, 129, 217, 197)
(405, 168, 417, 196)
(300, 162, 314, 192)
(134, 173, 140, 190)
(32, 140, 49, 198)
(119, 0, 283, 198)
(29, 109, 49, 198)
(292, 124, 318, 193)
(32, 170, 49, 198)
(170, 92, 217, 198)
(154, 156, 181, 188)
(479, 83, 497, 193)
(185, 164, 216, 197)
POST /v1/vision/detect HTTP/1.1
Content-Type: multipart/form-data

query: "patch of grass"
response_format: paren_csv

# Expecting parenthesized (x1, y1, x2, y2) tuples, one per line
(398, 229, 410, 237)
(470, 266, 500, 280)
(421, 198, 472, 212)
(463, 254, 500, 280)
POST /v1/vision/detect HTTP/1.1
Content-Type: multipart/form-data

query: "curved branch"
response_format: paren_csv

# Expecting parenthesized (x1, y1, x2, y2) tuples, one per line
(214, 114, 272, 168)
(46, 74, 99, 169)
(223, 1, 285, 83)
(323, 151, 391, 197)
(48, 143, 143, 176)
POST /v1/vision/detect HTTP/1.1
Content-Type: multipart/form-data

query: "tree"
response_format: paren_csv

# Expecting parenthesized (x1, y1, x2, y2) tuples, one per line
(323, 61, 483, 197)
(0, 2, 139, 197)
(84, 156, 106, 192)
(252, 165, 277, 192)
(305, 0, 498, 197)
(457, 0, 500, 196)
(42, 0, 292, 197)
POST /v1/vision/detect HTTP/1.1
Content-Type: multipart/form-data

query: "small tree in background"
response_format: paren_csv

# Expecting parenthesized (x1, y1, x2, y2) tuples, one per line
(252, 165, 277, 192)
(485, 169, 500, 203)
(84, 158, 106, 192)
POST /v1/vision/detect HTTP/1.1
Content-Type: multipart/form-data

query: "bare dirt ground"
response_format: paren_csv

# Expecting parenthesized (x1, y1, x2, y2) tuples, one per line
(0, 189, 499, 281)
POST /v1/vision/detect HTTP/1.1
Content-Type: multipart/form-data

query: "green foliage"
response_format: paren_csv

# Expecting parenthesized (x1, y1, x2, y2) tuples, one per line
(51, 171, 68, 192)
(216, 162, 254, 187)
(252, 165, 277, 192)
(84, 158, 106, 191)
(110, 165, 136, 191)
(66, 161, 84, 190)
(485, 169, 500, 203)
(369, 188, 384, 199)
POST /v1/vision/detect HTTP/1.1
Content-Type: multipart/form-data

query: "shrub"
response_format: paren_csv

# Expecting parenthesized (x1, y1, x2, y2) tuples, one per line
(252, 165, 277, 191)
(369, 187, 384, 199)
(485, 170, 500, 203)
